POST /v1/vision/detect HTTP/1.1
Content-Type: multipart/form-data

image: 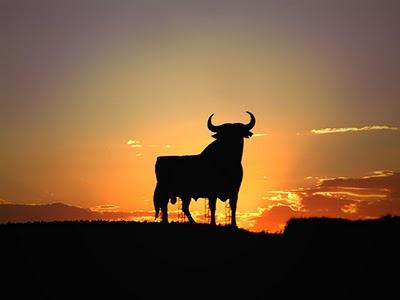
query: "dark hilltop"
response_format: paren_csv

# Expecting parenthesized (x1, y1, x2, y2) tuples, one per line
(1, 215, 399, 299)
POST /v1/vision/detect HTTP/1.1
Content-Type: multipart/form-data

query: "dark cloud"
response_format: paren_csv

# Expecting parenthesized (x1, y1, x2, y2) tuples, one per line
(0, 202, 155, 223)
(301, 193, 352, 215)
(320, 171, 399, 191)
(254, 171, 400, 232)
(253, 206, 306, 232)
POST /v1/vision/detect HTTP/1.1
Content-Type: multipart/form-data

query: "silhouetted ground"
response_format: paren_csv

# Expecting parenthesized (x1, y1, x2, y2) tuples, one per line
(1, 216, 399, 299)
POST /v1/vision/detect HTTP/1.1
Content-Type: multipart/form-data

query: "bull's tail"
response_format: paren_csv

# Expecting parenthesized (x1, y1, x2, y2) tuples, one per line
(153, 183, 162, 219)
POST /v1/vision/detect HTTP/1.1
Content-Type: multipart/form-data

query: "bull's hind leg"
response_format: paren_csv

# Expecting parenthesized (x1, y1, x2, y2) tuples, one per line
(209, 197, 217, 225)
(181, 196, 196, 223)
(154, 184, 169, 223)
(153, 183, 169, 223)
(153, 184, 161, 220)
(160, 199, 169, 223)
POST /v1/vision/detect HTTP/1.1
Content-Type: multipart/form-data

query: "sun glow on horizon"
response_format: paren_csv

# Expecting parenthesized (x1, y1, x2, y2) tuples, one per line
(1, 1, 400, 232)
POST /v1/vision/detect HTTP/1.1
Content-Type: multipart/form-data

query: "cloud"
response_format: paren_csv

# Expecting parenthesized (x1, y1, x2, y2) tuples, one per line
(92, 204, 120, 212)
(311, 125, 398, 135)
(234, 209, 267, 229)
(0, 201, 156, 223)
(0, 202, 99, 223)
(253, 206, 306, 232)
(0, 198, 12, 204)
(127, 140, 175, 150)
(363, 170, 394, 178)
(262, 191, 303, 211)
(127, 139, 139, 145)
(319, 170, 399, 191)
(253, 133, 268, 137)
(127, 139, 143, 148)
(252, 171, 400, 232)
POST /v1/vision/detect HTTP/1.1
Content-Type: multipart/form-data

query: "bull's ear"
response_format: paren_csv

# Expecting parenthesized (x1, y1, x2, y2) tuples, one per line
(244, 131, 253, 138)
(212, 133, 219, 139)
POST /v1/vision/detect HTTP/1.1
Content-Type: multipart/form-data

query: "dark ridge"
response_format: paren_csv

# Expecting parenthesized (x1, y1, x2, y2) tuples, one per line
(284, 214, 400, 235)
(1, 216, 399, 299)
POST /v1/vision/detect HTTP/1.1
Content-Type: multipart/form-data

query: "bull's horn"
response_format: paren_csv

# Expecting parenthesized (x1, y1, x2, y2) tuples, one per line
(244, 111, 256, 130)
(207, 114, 221, 132)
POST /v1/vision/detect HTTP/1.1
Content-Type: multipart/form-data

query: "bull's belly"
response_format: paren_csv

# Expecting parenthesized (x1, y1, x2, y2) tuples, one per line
(163, 181, 238, 200)
(174, 193, 230, 201)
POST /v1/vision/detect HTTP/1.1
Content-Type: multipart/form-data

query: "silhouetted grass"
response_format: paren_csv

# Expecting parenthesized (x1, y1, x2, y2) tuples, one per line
(1, 216, 399, 299)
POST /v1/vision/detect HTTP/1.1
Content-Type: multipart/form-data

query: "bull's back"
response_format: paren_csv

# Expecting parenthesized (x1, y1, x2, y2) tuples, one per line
(156, 155, 199, 177)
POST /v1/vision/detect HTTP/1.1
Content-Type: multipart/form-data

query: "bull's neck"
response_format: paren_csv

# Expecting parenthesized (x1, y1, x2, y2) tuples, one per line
(201, 139, 244, 164)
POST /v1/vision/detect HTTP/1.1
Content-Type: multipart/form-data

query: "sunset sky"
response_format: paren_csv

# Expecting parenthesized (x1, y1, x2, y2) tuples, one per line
(1, 0, 400, 231)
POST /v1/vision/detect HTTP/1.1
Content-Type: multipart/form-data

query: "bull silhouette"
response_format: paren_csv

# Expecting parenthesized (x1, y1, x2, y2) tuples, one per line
(153, 112, 256, 226)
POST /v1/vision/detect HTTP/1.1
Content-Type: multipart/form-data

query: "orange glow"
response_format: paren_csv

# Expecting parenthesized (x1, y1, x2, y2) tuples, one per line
(2, 2, 400, 232)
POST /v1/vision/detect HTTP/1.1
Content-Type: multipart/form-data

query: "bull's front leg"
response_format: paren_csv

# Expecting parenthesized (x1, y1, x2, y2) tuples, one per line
(161, 200, 169, 223)
(229, 195, 238, 227)
(182, 197, 196, 223)
(209, 197, 217, 225)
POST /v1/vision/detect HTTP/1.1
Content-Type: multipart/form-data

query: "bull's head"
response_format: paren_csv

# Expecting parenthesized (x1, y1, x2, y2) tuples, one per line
(207, 111, 256, 139)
